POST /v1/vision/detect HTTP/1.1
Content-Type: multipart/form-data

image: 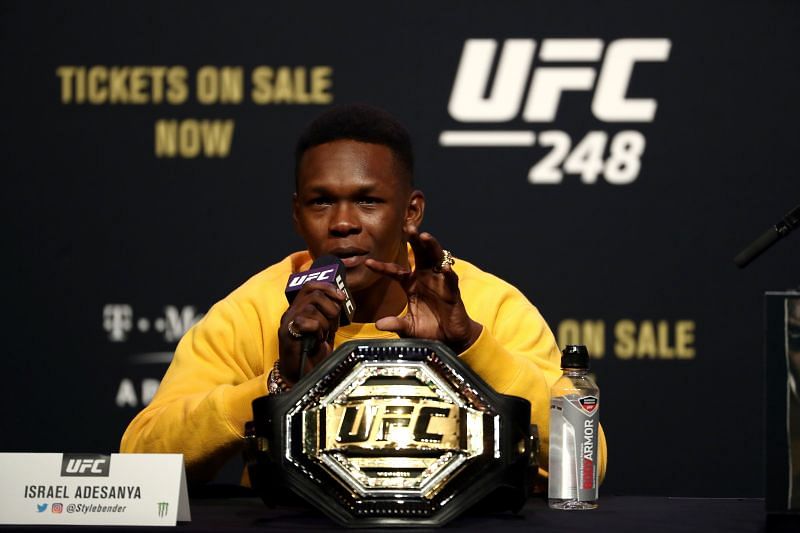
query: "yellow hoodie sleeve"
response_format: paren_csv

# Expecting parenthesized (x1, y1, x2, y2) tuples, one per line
(119, 298, 267, 482)
(458, 277, 607, 482)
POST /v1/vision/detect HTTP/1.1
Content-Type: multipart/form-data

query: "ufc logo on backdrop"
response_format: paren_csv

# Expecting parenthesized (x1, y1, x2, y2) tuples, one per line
(448, 38, 671, 122)
(440, 38, 671, 185)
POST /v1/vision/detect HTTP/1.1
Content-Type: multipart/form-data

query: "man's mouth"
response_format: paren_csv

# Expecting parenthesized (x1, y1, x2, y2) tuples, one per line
(330, 248, 368, 268)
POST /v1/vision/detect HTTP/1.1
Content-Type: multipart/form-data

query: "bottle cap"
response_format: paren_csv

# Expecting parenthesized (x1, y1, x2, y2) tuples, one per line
(561, 344, 590, 369)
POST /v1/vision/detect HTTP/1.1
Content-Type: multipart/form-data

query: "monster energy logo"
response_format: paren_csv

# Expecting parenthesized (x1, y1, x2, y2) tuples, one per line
(157, 502, 168, 518)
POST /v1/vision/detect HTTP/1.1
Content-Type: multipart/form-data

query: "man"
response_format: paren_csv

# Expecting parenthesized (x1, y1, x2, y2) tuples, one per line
(120, 104, 607, 484)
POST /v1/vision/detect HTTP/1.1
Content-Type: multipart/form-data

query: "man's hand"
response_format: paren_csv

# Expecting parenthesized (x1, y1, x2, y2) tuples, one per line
(365, 226, 483, 353)
(278, 282, 346, 383)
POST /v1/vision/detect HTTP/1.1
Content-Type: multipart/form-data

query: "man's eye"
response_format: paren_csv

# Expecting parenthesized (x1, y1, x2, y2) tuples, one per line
(311, 197, 332, 206)
(357, 197, 381, 205)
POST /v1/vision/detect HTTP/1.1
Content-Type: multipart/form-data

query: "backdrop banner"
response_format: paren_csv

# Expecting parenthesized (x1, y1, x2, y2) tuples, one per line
(3, 1, 800, 497)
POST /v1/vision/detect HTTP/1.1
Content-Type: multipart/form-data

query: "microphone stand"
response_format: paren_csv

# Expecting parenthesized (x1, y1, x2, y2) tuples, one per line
(734, 203, 800, 269)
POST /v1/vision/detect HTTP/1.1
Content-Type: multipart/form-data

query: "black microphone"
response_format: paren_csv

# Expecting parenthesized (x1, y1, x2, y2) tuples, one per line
(734, 204, 800, 268)
(284, 255, 356, 377)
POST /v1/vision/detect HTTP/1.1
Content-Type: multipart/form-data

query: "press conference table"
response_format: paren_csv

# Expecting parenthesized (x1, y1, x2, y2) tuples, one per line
(4, 491, 793, 532)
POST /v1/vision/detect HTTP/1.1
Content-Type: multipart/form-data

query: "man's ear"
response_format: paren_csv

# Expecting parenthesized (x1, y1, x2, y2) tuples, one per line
(405, 190, 425, 229)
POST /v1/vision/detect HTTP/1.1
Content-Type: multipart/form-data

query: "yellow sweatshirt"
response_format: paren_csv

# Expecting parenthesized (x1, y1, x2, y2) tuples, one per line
(120, 251, 607, 483)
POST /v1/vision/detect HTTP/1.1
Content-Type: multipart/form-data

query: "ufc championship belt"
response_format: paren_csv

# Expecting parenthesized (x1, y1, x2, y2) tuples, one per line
(245, 339, 539, 528)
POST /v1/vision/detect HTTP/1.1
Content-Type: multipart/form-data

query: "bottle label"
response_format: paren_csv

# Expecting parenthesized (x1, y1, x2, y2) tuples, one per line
(548, 394, 599, 501)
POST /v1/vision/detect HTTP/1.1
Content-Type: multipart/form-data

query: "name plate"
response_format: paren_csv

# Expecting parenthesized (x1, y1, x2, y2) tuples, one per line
(0, 453, 190, 526)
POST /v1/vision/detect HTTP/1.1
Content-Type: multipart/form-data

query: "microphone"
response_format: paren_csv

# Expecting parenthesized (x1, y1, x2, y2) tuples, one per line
(285, 255, 355, 324)
(734, 204, 800, 268)
(285, 255, 356, 376)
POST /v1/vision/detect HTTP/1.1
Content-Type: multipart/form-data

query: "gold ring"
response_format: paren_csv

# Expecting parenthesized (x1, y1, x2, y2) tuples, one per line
(287, 320, 303, 339)
(434, 249, 455, 272)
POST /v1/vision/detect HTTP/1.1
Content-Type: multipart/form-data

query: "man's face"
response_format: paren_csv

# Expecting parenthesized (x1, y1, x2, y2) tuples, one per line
(293, 139, 423, 293)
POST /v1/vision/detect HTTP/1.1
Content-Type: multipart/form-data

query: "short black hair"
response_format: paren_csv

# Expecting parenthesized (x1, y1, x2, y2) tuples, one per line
(294, 104, 414, 188)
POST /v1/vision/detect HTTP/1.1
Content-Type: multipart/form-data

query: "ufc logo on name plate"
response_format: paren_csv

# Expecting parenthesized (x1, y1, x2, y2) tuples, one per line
(440, 38, 671, 185)
(60, 454, 111, 477)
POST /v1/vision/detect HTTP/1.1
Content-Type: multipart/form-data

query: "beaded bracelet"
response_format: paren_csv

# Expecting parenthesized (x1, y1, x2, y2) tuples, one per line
(267, 360, 291, 394)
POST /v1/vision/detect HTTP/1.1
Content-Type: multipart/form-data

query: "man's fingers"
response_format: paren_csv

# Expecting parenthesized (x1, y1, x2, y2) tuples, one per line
(407, 227, 431, 270)
(290, 281, 344, 323)
(443, 264, 460, 291)
(375, 316, 412, 336)
(365, 258, 411, 280)
(302, 291, 343, 322)
(278, 279, 347, 383)
(409, 228, 445, 271)
(297, 281, 345, 303)
(420, 232, 445, 266)
(291, 314, 327, 342)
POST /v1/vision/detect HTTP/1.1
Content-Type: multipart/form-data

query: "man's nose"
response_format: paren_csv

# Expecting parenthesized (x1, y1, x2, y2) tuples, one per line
(329, 203, 361, 236)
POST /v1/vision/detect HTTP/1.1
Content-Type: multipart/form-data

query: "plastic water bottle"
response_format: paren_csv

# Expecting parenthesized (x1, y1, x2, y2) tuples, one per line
(548, 345, 599, 510)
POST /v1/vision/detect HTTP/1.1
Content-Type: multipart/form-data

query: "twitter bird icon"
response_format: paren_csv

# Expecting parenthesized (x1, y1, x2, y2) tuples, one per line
(36, 503, 48, 512)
